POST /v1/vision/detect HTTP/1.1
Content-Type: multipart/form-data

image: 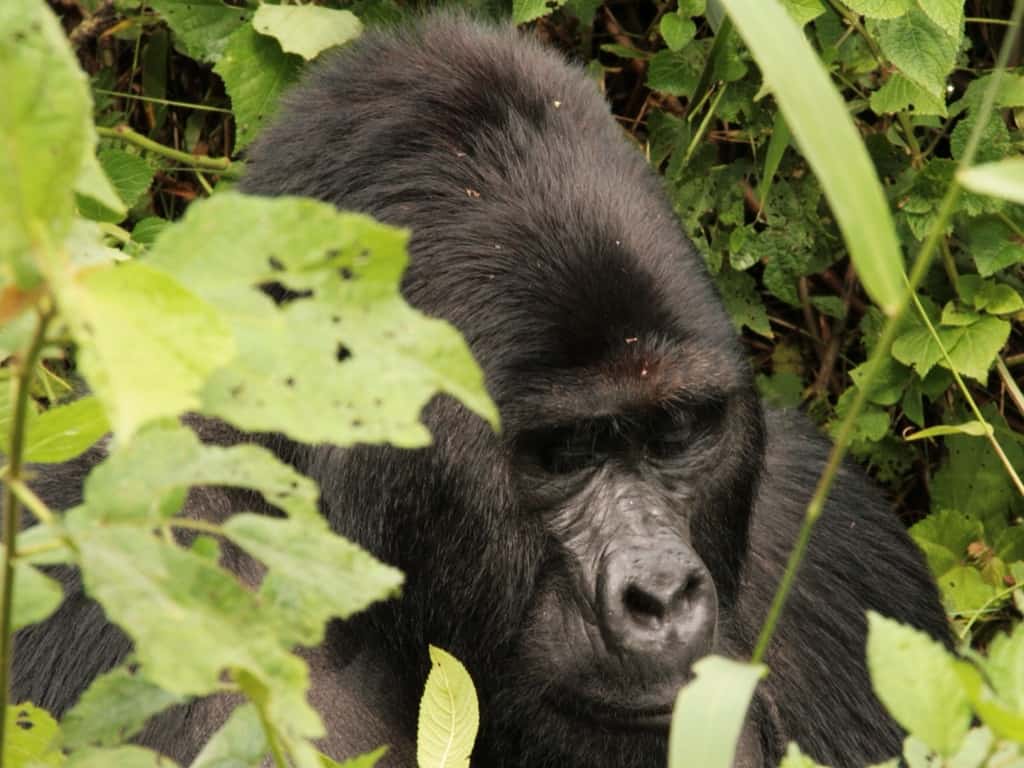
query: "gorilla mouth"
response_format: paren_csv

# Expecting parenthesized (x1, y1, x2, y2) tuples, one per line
(555, 694, 675, 731)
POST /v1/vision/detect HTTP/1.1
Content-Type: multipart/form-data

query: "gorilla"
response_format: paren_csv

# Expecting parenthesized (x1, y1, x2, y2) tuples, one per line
(15, 13, 948, 768)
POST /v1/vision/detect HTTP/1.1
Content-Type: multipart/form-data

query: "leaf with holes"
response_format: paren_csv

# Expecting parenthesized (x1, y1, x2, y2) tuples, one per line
(146, 193, 498, 447)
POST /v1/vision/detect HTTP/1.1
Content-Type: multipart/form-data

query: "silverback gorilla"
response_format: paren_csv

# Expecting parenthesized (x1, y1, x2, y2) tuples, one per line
(15, 13, 949, 768)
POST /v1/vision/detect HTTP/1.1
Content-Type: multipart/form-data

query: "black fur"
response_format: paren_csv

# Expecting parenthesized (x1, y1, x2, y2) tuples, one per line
(14, 15, 948, 768)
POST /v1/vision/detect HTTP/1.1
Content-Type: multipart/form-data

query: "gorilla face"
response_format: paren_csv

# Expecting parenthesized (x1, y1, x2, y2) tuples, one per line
(310, 268, 765, 768)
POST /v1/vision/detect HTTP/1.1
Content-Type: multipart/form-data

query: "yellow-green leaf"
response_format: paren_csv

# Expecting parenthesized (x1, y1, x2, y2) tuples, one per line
(417, 646, 479, 768)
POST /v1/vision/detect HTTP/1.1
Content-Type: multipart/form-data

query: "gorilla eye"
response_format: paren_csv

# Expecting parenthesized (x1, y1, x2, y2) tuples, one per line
(524, 425, 607, 476)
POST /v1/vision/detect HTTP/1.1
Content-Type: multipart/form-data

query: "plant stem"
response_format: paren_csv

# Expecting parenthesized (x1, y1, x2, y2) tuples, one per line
(0, 305, 54, 750)
(751, 0, 1024, 664)
(97, 125, 241, 178)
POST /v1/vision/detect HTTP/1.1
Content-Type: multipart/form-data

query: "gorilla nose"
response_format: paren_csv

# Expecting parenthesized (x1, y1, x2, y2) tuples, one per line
(598, 545, 717, 666)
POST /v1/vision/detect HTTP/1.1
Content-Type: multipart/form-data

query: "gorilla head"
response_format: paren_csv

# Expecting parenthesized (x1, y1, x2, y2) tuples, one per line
(242, 14, 767, 767)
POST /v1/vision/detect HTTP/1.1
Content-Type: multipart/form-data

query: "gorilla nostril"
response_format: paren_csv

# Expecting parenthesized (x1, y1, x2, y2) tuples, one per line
(623, 583, 667, 628)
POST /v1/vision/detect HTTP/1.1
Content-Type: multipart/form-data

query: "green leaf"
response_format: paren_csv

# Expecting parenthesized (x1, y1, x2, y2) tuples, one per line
(906, 421, 992, 441)
(147, 194, 498, 446)
(222, 514, 404, 645)
(870, 73, 947, 116)
(512, 0, 567, 23)
(714, 268, 773, 338)
(646, 49, 703, 98)
(930, 407, 1024, 527)
(910, 508, 985, 578)
(0, 0, 92, 288)
(21, 396, 109, 463)
(849, 356, 910, 406)
(6, 703, 63, 768)
(957, 663, 1024, 742)
(917, 0, 963, 38)
(964, 216, 1024, 277)
(214, 25, 302, 152)
(77, 149, 154, 223)
(940, 566, 997, 617)
(72, 526, 321, 744)
(660, 14, 697, 52)
(893, 309, 1009, 383)
(55, 253, 236, 439)
(62, 666, 184, 749)
(74, 151, 128, 223)
(958, 158, 1024, 206)
(844, 0, 913, 17)
(252, 5, 362, 61)
(65, 745, 179, 767)
(718, 0, 905, 314)
(668, 656, 766, 768)
(983, 623, 1024, 712)
(957, 275, 1024, 315)
(416, 646, 479, 768)
(146, 0, 252, 62)
(873, 10, 958, 98)
(11, 559, 63, 632)
(779, 742, 830, 767)
(866, 612, 971, 755)
(81, 424, 318, 525)
(324, 747, 388, 768)
(779, 0, 825, 26)
(190, 703, 268, 768)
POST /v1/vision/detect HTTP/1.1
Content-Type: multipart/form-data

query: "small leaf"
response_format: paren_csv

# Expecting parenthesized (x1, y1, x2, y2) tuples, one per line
(417, 646, 479, 768)
(6, 703, 63, 768)
(77, 149, 154, 223)
(779, 0, 825, 26)
(870, 73, 947, 116)
(11, 559, 63, 632)
(660, 14, 697, 51)
(512, 0, 567, 23)
(62, 666, 184, 749)
(779, 742, 830, 767)
(322, 746, 388, 768)
(668, 656, 767, 768)
(190, 703, 268, 768)
(844, 0, 913, 17)
(146, 0, 251, 62)
(22, 396, 109, 463)
(906, 421, 992, 441)
(958, 158, 1024, 206)
(873, 10, 958, 98)
(252, 5, 362, 61)
(866, 612, 971, 755)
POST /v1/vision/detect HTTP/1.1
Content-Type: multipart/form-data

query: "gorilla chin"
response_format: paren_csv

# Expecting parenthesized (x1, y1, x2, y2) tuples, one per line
(15, 12, 950, 768)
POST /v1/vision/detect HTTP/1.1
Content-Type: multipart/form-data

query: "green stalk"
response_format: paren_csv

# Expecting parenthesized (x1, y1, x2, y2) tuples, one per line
(97, 125, 241, 177)
(0, 305, 54, 751)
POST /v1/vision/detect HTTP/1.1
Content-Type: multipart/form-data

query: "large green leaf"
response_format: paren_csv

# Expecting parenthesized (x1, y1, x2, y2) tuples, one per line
(866, 612, 971, 755)
(214, 25, 302, 151)
(417, 646, 479, 768)
(146, 0, 251, 62)
(147, 194, 498, 446)
(873, 10, 958, 99)
(252, 5, 362, 60)
(668, 656, 766, 768)
(0, 0, 91, 287)
(55, 247, 236, 439)
(717, 0, 904, 313)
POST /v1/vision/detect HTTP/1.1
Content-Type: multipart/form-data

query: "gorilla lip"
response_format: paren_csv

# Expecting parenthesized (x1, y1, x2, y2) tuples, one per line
(555, 695, 675, 731)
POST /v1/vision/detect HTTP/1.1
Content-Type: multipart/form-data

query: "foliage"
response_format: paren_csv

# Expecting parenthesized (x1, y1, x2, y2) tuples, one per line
(2, 0, 1024, 765)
